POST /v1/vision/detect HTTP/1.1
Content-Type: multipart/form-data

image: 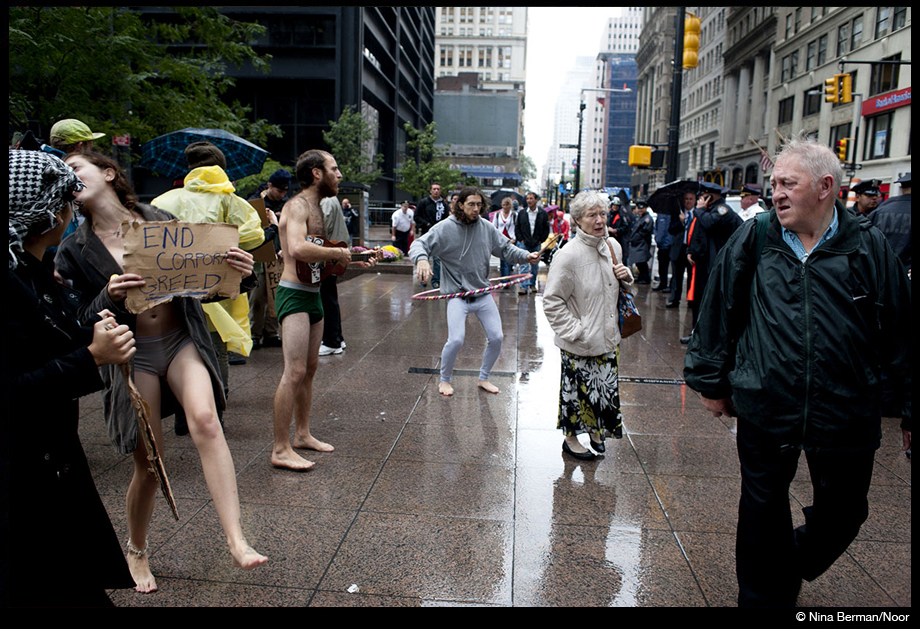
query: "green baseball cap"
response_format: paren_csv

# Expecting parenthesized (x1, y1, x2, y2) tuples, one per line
(49, 118, 105, 144)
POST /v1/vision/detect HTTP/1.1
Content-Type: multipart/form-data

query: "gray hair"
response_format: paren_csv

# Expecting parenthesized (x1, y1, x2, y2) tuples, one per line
(774, 134, 842, 194)
(568, 190, 609, 223)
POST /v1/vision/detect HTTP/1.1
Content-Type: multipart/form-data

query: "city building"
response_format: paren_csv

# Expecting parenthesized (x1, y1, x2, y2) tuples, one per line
(434, 73, 524, 194)
(633, 7, 681, 195)
(680, 7, 727, 186)
(767, 7, 911, 195)
(720, 7, 778, 190)
(541, 56, 596, 192)
(586, 9, 641, 190)
(434, 7, 527, 90)
(138, 7, 436, 205)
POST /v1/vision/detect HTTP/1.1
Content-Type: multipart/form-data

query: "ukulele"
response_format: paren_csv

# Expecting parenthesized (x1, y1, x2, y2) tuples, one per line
(295, 236, 382, 286)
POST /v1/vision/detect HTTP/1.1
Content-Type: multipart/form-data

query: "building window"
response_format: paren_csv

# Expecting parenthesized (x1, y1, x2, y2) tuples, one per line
(869, 54, 901, 95)
(785, 14, 792, 39)
(480, 7, 494, 23)
(817, 35, 828, 66)
(875, 7, 890, 39)
(803, 86, 821, 117)
(499, 8, 513, 25)
(440, 47, 453, 68)
(892, 7, 907, 31)
(778, 96, 795, 125)
(498, 47, 512, 69)
(794, 8, 802, 34)
(781, 55, 790, 82)
(852, 15, 863, 50)
(829, 122, 852, 150)
(837, 22, 850, 57)
(458, 46, 473, 68)
(479, 47, 492, 68)
(806, 40, 817, 71)
(864, 112, 892, 160)
(441, 7, 455, 22)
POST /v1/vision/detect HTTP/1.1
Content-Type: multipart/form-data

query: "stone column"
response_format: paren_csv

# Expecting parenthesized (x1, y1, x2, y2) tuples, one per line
(735, 64, 751, 147)
(750, 54, 766, 140)
(722, 72, 738, 150)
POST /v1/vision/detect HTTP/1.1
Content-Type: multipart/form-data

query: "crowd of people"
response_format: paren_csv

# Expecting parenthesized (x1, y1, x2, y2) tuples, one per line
(5, 118, 910, 608)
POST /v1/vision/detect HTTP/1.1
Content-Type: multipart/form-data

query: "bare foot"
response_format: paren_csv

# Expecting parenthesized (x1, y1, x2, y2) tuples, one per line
(270, 448, 315, 471)
(478, 380, 500, 394)
(126, 544, 158, 593)
(439, 382, 454, 396)
(292, 435, 334, 452)
(230, 541, 268, 571)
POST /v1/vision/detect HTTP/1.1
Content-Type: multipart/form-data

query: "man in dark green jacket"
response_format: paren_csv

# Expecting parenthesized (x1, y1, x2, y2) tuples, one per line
(684, 138, 911, 607)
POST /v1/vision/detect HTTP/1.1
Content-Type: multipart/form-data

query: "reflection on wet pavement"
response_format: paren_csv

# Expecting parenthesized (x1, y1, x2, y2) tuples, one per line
(76, 267, 910, 607)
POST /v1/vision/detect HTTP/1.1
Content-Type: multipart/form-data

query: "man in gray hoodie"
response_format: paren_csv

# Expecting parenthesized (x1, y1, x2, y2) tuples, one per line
(411, 186, 540, 396)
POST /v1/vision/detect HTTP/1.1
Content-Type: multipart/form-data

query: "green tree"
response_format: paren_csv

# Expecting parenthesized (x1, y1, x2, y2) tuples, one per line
(9, 7, 281, 147)
(394, 121, 474, 198)
(520, 154, 537, 183)
(322, 105, 383, 187)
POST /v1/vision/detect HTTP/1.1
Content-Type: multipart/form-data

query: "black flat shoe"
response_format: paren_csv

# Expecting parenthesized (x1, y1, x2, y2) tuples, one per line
(680, 335, 692, 345)
(589, 438, 606, 453)
(666, 301, 680, 308)
(562, 440, 597, 461)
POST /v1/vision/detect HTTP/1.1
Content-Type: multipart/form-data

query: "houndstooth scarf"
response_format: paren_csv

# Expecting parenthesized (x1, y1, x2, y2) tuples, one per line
(8, 149, 84, 269)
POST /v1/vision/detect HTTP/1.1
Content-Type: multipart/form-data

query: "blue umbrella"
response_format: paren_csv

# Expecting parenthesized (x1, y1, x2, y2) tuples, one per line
(140, 128, 269, 181)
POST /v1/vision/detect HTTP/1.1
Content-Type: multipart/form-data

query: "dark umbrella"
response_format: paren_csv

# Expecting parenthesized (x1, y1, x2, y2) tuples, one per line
(646, 180, 701, 217)
(490, 189, 525, 212)
(140, 128, 269, 182)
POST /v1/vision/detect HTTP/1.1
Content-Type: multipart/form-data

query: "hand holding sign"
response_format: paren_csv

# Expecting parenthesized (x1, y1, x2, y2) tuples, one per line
(121, 221, 242, 314)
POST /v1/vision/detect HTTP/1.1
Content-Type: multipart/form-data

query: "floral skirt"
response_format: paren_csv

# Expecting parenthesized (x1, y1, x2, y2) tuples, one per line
(558, 348, 624, 440)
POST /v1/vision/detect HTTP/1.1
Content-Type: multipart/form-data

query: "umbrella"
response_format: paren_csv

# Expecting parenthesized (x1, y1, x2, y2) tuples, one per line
(646, 180, 700, 217)
(490, 189, 525, 212)
(140, 128, 269, 182)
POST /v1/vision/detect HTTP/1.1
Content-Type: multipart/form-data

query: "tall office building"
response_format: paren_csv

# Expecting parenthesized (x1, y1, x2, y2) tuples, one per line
(542, 56, 595, 190)
(434, 7, 527, 90)
(585, 8, 641, 189)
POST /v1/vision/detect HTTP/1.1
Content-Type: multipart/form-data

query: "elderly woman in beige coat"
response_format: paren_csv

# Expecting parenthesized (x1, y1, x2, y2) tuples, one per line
(543, 190, 634, 460)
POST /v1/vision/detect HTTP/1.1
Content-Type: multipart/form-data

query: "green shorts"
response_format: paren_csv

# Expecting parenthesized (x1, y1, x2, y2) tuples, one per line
(275, 283, 324, 325)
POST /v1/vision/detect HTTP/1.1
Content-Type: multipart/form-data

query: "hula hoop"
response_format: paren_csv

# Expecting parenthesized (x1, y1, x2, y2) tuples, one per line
(411, 273, 533, 301)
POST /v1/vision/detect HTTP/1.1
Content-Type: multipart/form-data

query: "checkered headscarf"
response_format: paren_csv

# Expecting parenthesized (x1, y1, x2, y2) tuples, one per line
(8, 149, 84, 269)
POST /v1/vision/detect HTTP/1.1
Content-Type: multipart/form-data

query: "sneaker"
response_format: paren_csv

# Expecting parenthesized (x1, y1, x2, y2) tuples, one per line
(318, 344, 344, 356)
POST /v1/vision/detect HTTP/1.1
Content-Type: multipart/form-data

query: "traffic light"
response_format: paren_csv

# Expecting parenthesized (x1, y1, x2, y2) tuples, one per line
(835, 138, 849, 163)
(683, 15, 701, 69)
(628, 145, 652, 167)
(824, 76, 839, 103)
(839, 73, 853, 103)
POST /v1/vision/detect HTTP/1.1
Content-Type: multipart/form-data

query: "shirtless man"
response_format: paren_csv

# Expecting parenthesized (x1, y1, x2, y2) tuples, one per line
(271, 150, 376, 471)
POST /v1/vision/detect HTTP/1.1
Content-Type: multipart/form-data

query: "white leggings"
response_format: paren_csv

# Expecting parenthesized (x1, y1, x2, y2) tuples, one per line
(441, 295, 504, 383)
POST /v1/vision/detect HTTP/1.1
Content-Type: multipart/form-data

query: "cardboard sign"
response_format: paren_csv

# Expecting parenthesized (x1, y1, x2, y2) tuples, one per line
(264, 259, 284, 319)
(248, 196, 280, 263)
(122, 221, 241, 314)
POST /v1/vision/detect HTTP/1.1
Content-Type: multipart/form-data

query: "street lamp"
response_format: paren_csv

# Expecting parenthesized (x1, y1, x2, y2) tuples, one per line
(576, 87, 632, 195)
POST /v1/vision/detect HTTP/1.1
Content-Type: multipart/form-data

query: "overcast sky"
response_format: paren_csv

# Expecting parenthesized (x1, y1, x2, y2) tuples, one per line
(524, 7, 625, 181)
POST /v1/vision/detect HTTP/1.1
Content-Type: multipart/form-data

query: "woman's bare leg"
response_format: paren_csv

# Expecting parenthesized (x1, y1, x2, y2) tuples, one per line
(128, 371, 165, 592)
(167, 344, 267, 570)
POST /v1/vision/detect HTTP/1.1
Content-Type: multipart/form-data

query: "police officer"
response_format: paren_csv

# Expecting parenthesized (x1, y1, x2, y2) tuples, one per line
(870, 173, 910, 272)
(737, 183, 766, 221)
(682, 182, 742, 344)
(851, 179, 882, 217)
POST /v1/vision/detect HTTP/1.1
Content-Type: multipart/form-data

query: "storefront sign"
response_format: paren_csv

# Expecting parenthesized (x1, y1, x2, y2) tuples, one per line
(862, 87, 911, 116)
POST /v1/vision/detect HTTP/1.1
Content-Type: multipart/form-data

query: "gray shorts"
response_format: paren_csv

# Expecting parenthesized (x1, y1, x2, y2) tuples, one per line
(133, 327, 194, 377)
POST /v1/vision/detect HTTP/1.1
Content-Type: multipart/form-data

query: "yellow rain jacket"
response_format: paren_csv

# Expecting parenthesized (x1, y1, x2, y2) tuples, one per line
(151, 166, 265, 356)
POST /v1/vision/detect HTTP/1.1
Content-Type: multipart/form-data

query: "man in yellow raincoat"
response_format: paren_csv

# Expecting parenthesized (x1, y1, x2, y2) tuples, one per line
(152, 142, 266, 396)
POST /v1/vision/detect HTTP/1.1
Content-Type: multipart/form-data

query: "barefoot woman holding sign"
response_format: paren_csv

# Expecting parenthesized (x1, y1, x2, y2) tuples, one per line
(55, 152, 266, 593)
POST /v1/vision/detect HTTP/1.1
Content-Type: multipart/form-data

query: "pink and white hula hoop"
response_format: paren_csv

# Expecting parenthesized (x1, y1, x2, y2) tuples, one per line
(411, 273, 533, 301)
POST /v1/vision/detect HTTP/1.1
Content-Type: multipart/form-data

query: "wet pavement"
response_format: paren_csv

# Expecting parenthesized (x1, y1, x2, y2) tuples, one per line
(78, 259, 911, 607)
